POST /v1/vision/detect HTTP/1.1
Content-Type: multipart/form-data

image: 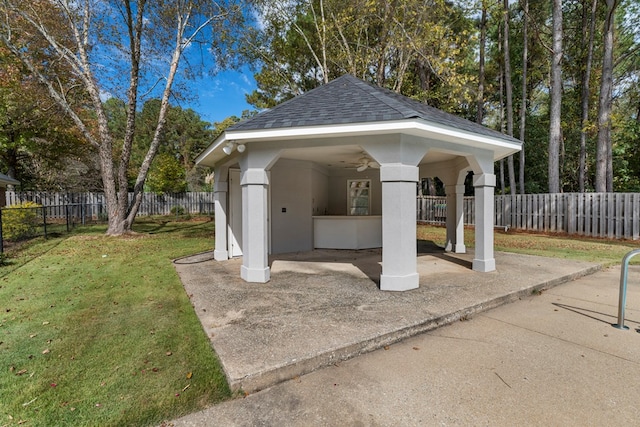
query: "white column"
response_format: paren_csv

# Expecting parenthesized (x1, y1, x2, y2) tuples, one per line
(213, 172, 229, 261)
(240, 168, 270, 283)
(380, 164, 419, 291)
(444, 184, 466, 253)
(472, 173, 496, 272)
(454, 184, 466, 253)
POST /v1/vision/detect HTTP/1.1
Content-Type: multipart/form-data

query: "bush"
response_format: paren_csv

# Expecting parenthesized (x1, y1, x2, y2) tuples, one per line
(170, 205, 186, 216)
(2, 201, 42, 241)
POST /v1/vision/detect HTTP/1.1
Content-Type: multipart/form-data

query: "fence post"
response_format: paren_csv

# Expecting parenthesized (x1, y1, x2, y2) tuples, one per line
(66, 204, 70, 232)
(0, 208, 3, 254)
(43, 206, 47, 238)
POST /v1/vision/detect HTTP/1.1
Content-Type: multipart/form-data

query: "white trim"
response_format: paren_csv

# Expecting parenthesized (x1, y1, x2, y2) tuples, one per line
(226, 119, 520, 150)
(196, 118, 522, 168)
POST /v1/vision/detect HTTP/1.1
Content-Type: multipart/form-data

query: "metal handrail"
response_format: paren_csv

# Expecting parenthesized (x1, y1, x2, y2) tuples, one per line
(612, 249, 640, 330)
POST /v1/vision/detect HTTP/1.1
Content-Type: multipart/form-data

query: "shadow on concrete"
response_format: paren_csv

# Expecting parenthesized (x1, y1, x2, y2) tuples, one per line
(553, 302, 640, 327)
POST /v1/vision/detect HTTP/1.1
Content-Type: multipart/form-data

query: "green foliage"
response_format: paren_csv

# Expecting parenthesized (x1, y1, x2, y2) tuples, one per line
(146, 153, 188, 194)
(0, 43, 92, 191)
(127, 100, 216, 192)
(169, 205, 191, 220)
(246, 0, 477, 114)
(170, 205, 186, 216)
(2, 201, 41, 241)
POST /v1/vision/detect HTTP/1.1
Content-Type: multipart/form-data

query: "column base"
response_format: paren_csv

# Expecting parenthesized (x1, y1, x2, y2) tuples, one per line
(453, 244, 466, 254)
(241, 265, 271, 283)
(380, 273, 419, 291)
(214, 249, 229, 261)
(472, 258, 496, 272)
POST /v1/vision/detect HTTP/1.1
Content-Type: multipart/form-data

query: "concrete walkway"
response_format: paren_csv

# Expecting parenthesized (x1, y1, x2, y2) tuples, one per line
(169, 264, 640, 426)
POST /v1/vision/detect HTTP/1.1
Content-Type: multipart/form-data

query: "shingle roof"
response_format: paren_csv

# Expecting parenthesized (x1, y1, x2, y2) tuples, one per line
(229, 74, 520, 144)
(0, 172, 19, 186)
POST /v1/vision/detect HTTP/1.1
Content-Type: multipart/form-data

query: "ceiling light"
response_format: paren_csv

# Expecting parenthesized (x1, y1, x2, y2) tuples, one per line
(222, 142, 236, 155)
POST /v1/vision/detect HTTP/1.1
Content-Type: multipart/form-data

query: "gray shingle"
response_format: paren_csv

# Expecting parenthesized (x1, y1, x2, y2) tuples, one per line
(229, 75, 520, 144)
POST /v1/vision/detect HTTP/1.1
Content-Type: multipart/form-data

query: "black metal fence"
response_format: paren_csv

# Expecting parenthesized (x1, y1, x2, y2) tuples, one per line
(1, 192, 215, 253)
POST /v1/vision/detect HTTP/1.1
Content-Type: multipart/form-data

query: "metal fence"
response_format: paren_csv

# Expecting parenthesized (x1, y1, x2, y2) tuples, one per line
(1, 192, 215, 252)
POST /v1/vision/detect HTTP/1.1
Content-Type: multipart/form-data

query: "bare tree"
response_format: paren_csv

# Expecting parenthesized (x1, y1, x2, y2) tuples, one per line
(595, 0, 620, 192)
(476, 0, 487, 125)
(548, 0, 563, 193)
(518, 0, 528, 195)
(0, 0, 237, 234)
(579, 0, 598, 192)
(503, 0, 516, 195)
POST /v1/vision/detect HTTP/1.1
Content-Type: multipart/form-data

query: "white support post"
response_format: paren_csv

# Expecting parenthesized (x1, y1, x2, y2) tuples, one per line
(240, 168, 271, 283)
(454, 184, 466, 253)
(472, 173, 496, 272)
(445, 184, 466, 253)
(213, 171, 229, 261)
(380, 164, 420, 291)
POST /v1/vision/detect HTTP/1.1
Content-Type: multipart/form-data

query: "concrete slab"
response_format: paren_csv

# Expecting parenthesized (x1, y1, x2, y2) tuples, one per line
(168, 265, 640, 427)
(173, 244, 600, 394)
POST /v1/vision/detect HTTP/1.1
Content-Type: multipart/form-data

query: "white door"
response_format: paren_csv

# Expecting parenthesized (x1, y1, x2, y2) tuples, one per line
(228, 169, 243, 257)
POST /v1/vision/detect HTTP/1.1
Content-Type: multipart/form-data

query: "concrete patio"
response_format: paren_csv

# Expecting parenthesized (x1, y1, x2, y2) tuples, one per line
(169, 262, 640, 426)
(173, 242, 601, 394)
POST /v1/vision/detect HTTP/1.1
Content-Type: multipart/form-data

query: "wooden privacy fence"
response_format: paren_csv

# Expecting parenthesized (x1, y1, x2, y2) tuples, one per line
(6, 191, 215, 219)
(417, 193, 640, 240)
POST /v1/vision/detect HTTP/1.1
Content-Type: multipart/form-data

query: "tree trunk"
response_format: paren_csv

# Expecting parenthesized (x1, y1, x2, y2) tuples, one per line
(503, 0, 516, 195)
(476, 0, 487, 124)
(518, 0, 528, 195)
(499, 28, 506, 196)
(579, 0, 597, 192)
(548, 0, 563, 193)
(595, 0, 619, 192)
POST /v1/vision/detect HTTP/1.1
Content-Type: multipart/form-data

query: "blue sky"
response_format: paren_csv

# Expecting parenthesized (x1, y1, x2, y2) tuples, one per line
(185, 67, 258, 125)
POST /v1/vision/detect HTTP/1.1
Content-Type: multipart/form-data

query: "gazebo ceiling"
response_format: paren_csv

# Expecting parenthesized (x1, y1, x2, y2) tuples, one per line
(279, 144, 457, 171)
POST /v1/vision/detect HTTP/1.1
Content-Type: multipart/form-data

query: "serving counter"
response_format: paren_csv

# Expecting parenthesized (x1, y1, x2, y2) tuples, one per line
(312, 215, 382, 249)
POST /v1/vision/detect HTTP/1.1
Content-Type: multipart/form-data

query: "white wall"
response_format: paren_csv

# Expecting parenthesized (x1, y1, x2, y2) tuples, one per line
(311, 166, 329, 216)
(270, 159, 329, 254)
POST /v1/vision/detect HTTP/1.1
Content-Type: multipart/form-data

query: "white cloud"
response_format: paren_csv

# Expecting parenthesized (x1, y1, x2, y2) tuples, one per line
(99, 89, 113, 102)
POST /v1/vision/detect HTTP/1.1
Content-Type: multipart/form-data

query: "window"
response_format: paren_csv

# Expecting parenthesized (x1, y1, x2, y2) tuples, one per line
(348, 179, 370, 216)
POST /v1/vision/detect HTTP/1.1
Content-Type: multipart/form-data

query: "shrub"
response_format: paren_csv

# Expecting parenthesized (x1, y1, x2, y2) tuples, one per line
(2, 201, 42, 241)
(170, 205, 186, 216)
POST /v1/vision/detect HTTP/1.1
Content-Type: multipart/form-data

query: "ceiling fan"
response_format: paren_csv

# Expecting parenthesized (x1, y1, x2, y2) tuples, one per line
(356, 156, 380, 172)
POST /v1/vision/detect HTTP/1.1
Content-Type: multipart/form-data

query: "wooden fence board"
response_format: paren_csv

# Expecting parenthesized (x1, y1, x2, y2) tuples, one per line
(6, 191, 215, 218)
(8, 191, 640, 241)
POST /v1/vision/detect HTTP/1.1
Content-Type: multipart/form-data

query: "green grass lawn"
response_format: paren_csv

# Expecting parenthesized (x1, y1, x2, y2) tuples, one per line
(0, 217, 230, 427)
(417, 224, 640, 266)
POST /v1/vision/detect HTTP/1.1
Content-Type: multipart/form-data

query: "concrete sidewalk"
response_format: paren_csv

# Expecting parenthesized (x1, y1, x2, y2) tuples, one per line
(170, 264, 640, 426)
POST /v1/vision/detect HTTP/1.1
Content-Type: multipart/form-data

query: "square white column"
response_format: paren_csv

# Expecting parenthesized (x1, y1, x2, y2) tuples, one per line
(454, 184, 466, 253)
(240, 169, 270, 283)
(472, 173, 496, 272)
(380, 164, 419, 291)
(213, 178, 229, 261)
(444, 184, 466, 253)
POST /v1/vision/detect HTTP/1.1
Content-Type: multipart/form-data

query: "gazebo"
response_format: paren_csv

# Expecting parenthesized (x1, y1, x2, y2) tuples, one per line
(0, 173, 19, 207)
(196, 75, 521, 291)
